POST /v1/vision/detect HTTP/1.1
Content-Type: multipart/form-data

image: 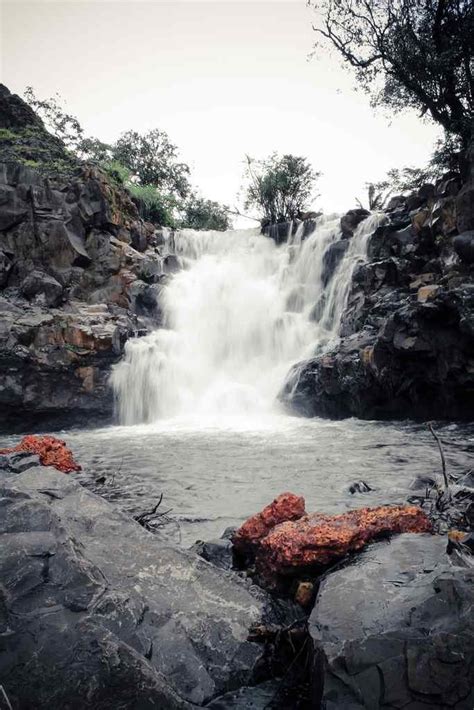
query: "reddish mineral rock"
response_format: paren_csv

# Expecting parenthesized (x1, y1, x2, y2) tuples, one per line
(233, 492, 306, 553)
(0, 435, 81, 474)
(256, 504, 432, 584)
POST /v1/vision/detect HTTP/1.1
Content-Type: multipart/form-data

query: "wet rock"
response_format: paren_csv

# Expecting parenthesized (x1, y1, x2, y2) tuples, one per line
(321, 239, 349, 287)
(0, 468, 300, 708)
(348, 480, 372, 494)
(21, 269, 64, 307)
(191, 537, 234, 570)
(309, 534, 474, 709)
(341, 209, 370, 238)
(0, 450, 41, 473)
(0, 435, 81, 473)
(409, 474, 438, 490)
(453, 231, 474, 264)
(233, 492, 306, 557)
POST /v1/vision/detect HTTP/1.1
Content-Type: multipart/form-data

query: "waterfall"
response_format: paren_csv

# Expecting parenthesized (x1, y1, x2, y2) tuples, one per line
(111, 214, 385, 424)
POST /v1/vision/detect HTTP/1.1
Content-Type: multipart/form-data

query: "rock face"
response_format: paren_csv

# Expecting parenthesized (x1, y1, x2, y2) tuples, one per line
(233, 494, 431, 587)
(281, 164, 474, 420)
(309, 534, 474, 709)
(0, 85, 176, 431)
(0, 467, 299, 708)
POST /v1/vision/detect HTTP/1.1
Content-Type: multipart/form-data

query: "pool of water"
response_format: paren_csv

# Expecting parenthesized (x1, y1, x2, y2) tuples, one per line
(4, 414, 471, 547)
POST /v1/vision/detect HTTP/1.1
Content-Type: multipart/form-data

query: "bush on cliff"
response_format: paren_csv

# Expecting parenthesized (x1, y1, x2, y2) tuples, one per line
(243, 153, 320, 224)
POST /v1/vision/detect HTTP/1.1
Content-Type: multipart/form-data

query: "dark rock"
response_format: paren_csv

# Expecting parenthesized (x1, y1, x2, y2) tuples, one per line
(0, 84, 43, 130)
(21, 269, 64, 307)
(321, 239, 349, 287)
(456, 181, 474, 232)
(453, 231, 474, 264)
(191, 537, 234, 570)
(348, 480, 372, 494)
(309, 534, 474, 709)
(0, 468, 300, 708)
(409, 474, 437, 490)
(341, 209, 370, 238)
(163, 253, 180, 274)
(0, 249, 12, 287)
(0, 451, 41, 473)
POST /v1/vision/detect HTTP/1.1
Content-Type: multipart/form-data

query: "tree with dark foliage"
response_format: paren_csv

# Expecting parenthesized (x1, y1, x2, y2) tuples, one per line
(243, 153, 320, 224)
(310, 0, 474, 172)
(113, 129, 191, 199)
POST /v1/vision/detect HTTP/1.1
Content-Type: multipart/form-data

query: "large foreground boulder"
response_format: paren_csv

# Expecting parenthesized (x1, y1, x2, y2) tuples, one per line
(309, 534, 474, 709)
(0, 468, 299, 708)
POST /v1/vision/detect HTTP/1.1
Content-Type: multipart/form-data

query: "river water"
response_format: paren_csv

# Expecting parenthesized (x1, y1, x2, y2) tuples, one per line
(3, 218, 472, 544)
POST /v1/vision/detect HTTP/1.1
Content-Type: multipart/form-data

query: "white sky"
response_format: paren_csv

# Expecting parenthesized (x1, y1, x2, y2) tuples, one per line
(1, 0, 441, 223)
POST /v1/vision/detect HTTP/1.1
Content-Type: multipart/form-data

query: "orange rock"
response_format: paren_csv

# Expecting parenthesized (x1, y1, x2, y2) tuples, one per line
(234, 494, 432, 586)
(0, 435, 81, 473)
(233, 492, 306, 553)
(256, 504, 431, 584)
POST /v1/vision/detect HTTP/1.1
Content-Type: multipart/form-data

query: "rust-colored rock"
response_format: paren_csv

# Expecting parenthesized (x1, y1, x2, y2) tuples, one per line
(256, 504, 431, 584)
(0, 435, 81, 473)
(234, 494, 432, 586)
(233, 492, 306, 553)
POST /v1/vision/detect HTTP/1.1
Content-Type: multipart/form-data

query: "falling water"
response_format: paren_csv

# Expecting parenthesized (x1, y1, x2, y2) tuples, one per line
(111, 213, 386, 424)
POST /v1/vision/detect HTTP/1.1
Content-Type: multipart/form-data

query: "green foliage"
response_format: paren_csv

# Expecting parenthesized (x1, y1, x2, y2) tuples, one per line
(0, 128, 18, 141)
(22, 89, 230, 229)
(112, 129, 191, 199)
(101, 159, 132, 186)
(243, 153, 320, 224)
(181, 195, 231, 231)
(310, 0, 474, 171)
(23, 87, 111, 162)
(128, 183, 178, 228)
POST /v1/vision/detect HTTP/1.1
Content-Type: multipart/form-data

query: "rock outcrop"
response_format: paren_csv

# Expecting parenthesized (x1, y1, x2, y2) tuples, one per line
(281, 167, 474, 421)
(233, 494, 431, 588)
(0, 465, 301, 708)
(309, 534, 474, 708)
(0, 85, 175, 431)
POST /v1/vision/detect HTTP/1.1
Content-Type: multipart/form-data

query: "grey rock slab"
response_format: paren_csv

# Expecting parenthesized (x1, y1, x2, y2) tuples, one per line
(309, 533, 474, 709)
(0, 469, 295, 708)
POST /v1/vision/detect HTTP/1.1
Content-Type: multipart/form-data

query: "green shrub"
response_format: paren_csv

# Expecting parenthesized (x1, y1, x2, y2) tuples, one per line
(128, 183, 178, 228)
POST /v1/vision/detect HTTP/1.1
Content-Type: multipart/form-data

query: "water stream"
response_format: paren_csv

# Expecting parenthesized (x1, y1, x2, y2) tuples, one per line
(111, 214, 385, 425)
(4, 217, 472, 544)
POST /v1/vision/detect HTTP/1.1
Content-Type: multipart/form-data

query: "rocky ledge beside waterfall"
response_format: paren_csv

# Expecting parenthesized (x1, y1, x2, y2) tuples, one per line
(0, 85, 179, 432)
(280, 162, 474, 420)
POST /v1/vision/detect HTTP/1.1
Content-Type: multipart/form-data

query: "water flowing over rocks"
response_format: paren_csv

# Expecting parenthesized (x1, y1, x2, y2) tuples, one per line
(280, 171, 474, 421)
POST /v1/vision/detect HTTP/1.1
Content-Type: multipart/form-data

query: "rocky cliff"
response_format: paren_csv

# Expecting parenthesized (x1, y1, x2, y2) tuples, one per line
(0, 85, 177, 432)
(281, 158, 474, 420)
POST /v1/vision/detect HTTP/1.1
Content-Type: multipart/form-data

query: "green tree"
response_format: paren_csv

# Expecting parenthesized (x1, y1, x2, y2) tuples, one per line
(24, 87, 110, 161)
(310, 0, 474, 172)
(243, 153, 320, 224)
(112, 129, 191, 198)
(181, 195, 231, 231)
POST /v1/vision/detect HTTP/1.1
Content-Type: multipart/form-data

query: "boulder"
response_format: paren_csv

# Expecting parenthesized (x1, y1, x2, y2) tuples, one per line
(233, 492, 306, 557)
(453, 231, 474, 264)
(0, 468, 300, 708)
(340, 209, 370, 238)
(21, 269, 64, 307)
(233, 494, 430, 587)
(309, 534, 474, 709)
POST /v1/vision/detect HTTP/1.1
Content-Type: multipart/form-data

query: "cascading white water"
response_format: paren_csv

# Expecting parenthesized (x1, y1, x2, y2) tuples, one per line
(111, 213, 386, 424)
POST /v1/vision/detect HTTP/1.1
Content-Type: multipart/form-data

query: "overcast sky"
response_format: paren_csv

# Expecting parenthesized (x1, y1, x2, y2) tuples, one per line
(2, 0, 441, 223)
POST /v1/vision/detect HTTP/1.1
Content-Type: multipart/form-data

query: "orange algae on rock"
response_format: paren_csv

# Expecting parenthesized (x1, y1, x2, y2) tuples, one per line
(233, 492, 306, 553)
(0, 435, 81, 473)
